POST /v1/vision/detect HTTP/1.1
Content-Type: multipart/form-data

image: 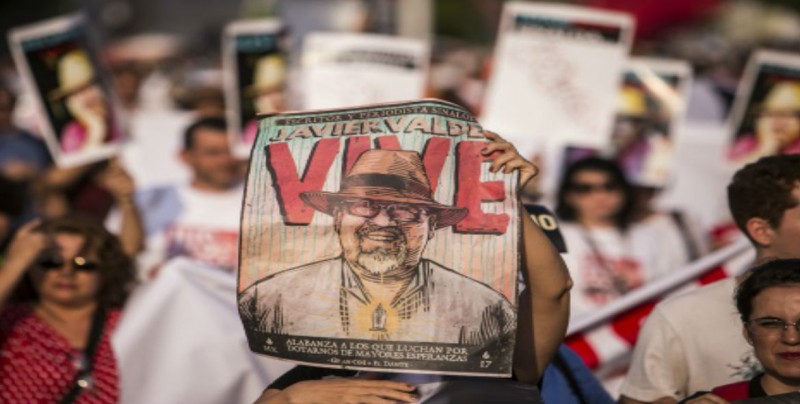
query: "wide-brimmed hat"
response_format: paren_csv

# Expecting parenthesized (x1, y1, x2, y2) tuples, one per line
(617, 85, 648, 118)
(757, 81, 800, 113)
(300, 149, 468, 229)
(243, 54, 286, 98)
(49, 50, 97, 100)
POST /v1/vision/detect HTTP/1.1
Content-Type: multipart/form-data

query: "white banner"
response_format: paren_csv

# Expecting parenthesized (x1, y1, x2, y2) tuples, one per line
(301, 32, 430, 110)
(481, 2, 634, 158)
(113, 258, 293, 404)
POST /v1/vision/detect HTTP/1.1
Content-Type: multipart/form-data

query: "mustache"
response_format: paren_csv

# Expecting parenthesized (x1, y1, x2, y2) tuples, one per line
(357, 223, 404, 240)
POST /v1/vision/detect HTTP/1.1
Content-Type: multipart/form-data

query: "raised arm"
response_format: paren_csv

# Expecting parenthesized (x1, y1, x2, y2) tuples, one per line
(483, 131, 573, 384)
(0, 220, 46, 312)
(97, 159, 144, 256)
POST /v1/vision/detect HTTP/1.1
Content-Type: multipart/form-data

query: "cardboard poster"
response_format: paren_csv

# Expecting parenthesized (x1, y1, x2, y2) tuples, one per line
(301, 33, 429, 110)
(480, 2, 634, 158)
(728, 50, 800, 166)
(559, 58, 692, 187)
(238, 100, 520, 376)
(223, 19, 288, 158)
(8, 13, 126, 167)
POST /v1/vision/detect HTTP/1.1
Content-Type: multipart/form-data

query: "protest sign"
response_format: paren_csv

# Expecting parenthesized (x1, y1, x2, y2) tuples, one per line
(301, 33, 429, 110)
(558, 57, 692, 187)
(238, 99, 520, 376)
(480, 2, 634, 158)
(223, 19, 288, 158)
(728, 50, 800, 166)
(8, 13, 125, 167)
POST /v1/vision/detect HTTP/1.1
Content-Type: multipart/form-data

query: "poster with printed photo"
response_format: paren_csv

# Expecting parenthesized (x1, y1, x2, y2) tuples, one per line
(301, 33, 429, 110)
(480, 2, 634, 158)
(8, 13, 125, 167)
(547, 58, 691, 189)
(609, 57, 691, 187)
(223, 19, 288, 158)
(238, 100, 520, 376)
(728, 50, 800, 166)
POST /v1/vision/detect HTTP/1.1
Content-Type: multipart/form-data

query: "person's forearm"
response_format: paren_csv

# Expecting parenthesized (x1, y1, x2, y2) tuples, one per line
(117, 199, 144, 256)
(514, 209, 572, 384)
(0, 259, 30, 312)
(253, 389, 285, 404)
(40, 164, 91, 189)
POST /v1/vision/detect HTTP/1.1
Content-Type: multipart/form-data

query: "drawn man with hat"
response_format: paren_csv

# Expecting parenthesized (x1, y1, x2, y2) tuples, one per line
(731, 80, 800, 164)
(239, 149, 516, 346)
(50, 49, 120, 154)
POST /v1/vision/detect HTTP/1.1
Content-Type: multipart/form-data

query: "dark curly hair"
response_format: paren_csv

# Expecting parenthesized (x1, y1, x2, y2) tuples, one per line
(555, 157, 635, 230)
(10, 215, 137, 309)
(736, 258, 800, 323)
(728, 154, 800, 246)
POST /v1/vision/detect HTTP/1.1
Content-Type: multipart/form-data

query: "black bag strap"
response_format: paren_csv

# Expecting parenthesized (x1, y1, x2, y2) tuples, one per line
(58, 307, 106, 404)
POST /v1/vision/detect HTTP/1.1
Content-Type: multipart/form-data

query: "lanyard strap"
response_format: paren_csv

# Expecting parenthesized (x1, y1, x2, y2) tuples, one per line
(58, 307, 106, 404)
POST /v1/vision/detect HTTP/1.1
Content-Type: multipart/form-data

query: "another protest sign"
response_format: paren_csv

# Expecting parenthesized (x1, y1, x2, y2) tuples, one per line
(559, 57, 692, 187)
(8, 13, 125, 167)
(301, 33, 429, 110)
(480, 2, 634, 158)
(728, 50, 800, 166)
(238, 99, 520, 376)
(223, 19, 288, 158)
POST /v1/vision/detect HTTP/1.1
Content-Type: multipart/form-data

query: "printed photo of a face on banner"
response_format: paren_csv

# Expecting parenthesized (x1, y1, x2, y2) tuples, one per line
(223, 19, 288, 158)
(559, 58, 691, 188)
(238, 100, 520, 377)
(8, 14, 124, 167)
(610, 58, 690, 187)
(729, 50, 800, 166)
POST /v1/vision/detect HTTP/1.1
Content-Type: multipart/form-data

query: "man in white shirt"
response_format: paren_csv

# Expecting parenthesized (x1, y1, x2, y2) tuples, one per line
(135, 117, 245, 276)
(619, 154, 800, 403)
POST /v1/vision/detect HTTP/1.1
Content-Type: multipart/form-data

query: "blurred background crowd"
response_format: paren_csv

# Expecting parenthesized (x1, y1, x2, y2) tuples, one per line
(2, 0, 800, 403)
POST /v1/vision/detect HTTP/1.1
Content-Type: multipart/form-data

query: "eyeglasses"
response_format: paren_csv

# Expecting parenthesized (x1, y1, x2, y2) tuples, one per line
(746, 318, 800, 337)
(568, 181, 621, 195)
(38, 256, 100, 272)
(343, 199, 428, 223)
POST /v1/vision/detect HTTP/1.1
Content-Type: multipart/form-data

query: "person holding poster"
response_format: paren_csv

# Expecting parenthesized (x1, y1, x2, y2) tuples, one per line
(250, 130, 572, 404)
(238, 100, 572, 388)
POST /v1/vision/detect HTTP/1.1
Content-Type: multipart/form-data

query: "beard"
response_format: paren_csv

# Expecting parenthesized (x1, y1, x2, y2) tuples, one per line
(354, 224, 409, 276)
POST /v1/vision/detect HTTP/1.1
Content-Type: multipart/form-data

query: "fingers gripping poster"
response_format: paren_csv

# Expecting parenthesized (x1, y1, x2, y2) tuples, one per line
(238, 100, 520, 376)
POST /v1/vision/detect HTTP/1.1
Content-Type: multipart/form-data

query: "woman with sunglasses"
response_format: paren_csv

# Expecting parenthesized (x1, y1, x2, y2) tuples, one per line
(0, 216, 136, 403)
(683, 259, 800, 403)
(556, 157, 691, 318)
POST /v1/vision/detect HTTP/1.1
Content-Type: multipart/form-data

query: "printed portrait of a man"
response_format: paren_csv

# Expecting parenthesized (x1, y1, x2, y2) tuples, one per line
(239, 149, 516, 346)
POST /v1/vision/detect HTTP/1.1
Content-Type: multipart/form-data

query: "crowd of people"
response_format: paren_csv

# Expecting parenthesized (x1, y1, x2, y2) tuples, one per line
(2, 2, 800, 404)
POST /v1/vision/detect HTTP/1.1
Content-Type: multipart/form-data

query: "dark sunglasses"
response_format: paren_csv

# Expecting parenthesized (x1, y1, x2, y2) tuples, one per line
(38, 255, 100, 272)
(568, 181, 621, 195)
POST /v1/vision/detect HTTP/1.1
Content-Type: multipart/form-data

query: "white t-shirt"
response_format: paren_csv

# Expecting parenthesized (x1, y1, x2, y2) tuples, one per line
(561, 214, 692, 318)
(136, 183, 244, 276)
(619, 277, 760, 401)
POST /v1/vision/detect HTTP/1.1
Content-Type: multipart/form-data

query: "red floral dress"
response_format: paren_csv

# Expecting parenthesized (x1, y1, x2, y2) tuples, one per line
(0, 305, 120, 403)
